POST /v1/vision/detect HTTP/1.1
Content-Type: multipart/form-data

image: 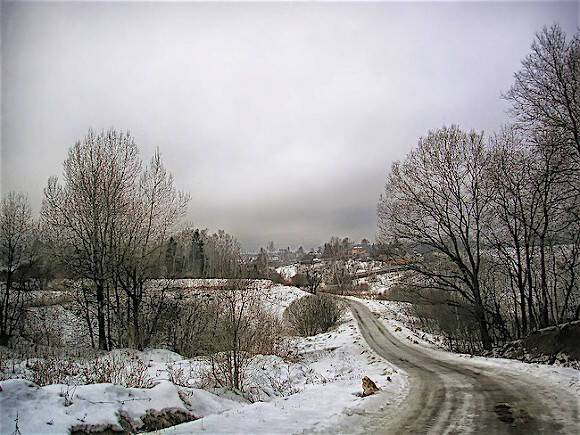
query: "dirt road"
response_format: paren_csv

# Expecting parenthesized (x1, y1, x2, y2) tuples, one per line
(348, 299, 580, 434)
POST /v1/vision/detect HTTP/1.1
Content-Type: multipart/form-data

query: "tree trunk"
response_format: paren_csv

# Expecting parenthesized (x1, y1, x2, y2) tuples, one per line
(96, 280, 108, 350)
(478, 314, 493, 351)
(473, 285, 493, 351)
(539, 238, 550, 328)
(0, 333, 9, 346)
(0, 270, 13, 339)
(132, 295, 141, 350)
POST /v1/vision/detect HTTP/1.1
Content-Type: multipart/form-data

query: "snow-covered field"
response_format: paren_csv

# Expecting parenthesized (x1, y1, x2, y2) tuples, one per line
(150, 278, 274, 290)
(262, 285, 305, 317)
(355, 271, 401, 295)
(0, 284, 407, 434)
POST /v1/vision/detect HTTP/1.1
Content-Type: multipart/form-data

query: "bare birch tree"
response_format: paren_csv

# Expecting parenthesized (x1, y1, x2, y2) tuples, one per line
(113, 149, 189, 349)
(42, 129, 141, 350)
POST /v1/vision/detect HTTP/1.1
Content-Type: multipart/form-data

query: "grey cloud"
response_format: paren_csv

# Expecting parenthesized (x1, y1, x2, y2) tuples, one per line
(2, 1, 578, 251)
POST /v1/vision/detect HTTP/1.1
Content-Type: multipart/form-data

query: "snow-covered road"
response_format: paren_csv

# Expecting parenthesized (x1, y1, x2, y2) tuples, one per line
(348, 299, 580, 434)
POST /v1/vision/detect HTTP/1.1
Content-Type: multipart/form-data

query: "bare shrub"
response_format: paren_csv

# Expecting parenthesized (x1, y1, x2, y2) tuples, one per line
(284, 294, 345, 336)
(60, 384, 77, 407)
(28, 357, 81, 386)
(204, 280, 283, 392)
(20, 306, 69, 348)
(305, 267, 323, 294)
(162, 295, 221, 358)
(80, 354, 152, 387)
(26, 353, 152, 387)
(252, 309, 285, 357)
(326, 261, 355, 294)
(380, 280, 483, 354)
(351, 282, 370, 294)
(267, 271, 287, 285)
(166, 362, 201, 388)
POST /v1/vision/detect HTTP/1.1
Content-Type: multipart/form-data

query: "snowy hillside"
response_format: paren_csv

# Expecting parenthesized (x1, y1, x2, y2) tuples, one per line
(0, 285, 406, 434)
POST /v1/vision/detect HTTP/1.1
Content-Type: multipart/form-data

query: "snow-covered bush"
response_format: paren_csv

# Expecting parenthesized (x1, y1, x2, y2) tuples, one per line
(166, 361, 206, 388)
(285, 294, 345, 336)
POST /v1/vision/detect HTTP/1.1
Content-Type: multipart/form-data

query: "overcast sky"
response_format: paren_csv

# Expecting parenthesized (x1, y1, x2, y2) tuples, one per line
(1, 1, 578, 251)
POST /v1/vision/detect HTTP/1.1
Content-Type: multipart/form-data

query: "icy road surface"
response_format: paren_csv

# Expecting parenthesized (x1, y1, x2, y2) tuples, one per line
(348, 299, 580, 434)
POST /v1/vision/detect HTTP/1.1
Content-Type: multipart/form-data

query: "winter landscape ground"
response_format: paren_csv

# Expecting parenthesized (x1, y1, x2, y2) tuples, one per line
(1, 269, 579, 434)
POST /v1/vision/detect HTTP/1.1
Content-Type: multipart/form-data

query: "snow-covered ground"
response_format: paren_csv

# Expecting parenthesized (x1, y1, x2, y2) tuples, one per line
(352, 260, 385, 274)
(156, 310, 406, 435)
(0, 284, 407, 434)
(151, 279, 274, 290)
(275, 264, 298, 280)
(359, 298, 444, 349)
(6, 276, 576, 434)
(262, 285, 306, 317)
(1, 378, 192, 434)
(355, 272, 401, 295)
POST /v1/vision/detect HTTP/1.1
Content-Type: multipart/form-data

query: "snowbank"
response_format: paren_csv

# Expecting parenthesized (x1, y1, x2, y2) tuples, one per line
(0, 379, 194, 433)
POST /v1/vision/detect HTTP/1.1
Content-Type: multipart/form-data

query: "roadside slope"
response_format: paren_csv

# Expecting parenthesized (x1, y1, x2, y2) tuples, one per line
(348, 299, 580, 434)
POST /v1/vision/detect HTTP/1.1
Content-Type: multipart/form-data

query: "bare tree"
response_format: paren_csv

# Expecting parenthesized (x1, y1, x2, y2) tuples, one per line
(0, 192, 37, 344)
(378, 126, 494, 350)
(252, 248, 269, 278)
(486, 128, 541, 336)
(305, 266, 322, 294)
(501, 24, 580, 329)
(328, 260, 354, 294)
(203, 230, 242, 278)
(112, 149, 189, 349)
(42, 129, 141, 350)
(322, 236, 351, 259)
(504, 24, 580, 158)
